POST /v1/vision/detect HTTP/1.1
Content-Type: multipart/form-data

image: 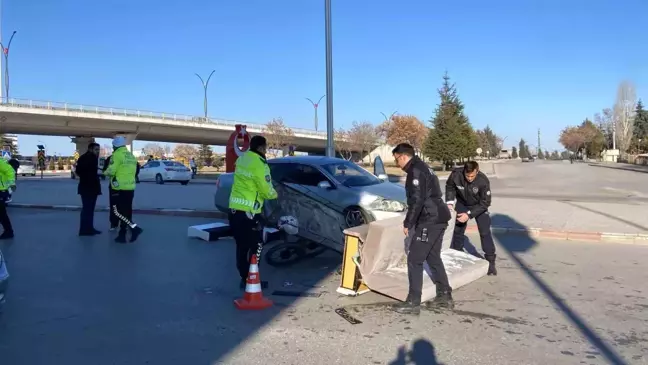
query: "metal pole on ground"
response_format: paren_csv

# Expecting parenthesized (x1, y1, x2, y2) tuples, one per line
(195, 70, 216, 120)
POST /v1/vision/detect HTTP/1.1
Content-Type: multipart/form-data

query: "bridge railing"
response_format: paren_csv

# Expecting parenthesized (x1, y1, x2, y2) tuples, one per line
(0, 98, 327, 138)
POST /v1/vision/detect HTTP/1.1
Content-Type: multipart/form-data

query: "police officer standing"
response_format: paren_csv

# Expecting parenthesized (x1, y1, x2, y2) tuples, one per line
(391, 143, 453, 315)
(104, 137, 143, 243)
(0, 156, 15, 239)
(445, 161, 497, 275)
(228, 136, 278, 289)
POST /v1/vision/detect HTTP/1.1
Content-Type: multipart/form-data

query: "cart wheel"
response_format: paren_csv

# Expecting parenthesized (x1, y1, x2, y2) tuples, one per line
(301, 240, 329, 259)
(264, 243, 306, 267)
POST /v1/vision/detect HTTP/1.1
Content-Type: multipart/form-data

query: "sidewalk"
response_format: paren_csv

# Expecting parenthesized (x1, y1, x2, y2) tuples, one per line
(589, 162, 648, 174)
(463, 197, 648, 241)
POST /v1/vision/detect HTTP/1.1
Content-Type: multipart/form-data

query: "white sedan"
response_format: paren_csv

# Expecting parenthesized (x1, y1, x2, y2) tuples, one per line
(138, 160, 191, 185)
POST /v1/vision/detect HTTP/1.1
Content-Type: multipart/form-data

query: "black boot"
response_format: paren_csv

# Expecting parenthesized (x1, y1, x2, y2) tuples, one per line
(425, 285, 454, 310)
(129, 226, 143, 243)
(485, 254, 497, 276)
(392, 295, 421, 315)
(0, 231, 14, 240)
(115, 229, 127, 243)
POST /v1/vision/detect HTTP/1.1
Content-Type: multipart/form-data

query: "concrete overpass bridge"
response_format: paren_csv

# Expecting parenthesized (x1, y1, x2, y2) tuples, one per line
(0, 98, 328, 153)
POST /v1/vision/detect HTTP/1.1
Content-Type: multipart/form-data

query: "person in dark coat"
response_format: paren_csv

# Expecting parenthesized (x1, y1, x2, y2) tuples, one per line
(102, 154, 119, 230)
(76, 142, 102, 236)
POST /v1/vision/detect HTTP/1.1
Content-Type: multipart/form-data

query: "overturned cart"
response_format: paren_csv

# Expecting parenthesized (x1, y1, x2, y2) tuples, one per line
(338, 214, 489, 302)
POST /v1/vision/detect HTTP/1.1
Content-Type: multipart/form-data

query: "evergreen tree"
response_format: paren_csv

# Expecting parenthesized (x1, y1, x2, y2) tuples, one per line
(511, 146, 518, 159)
(537, 149, 545, 159)
(525, 145, 532, 158)
(518, 139, 528, 158)
(633, 99, 648, 152)
(544, 150, 550, 159)
(423, 72, 478, 169)
(551, 150, 560, 160)
(197, 144, 213, 168)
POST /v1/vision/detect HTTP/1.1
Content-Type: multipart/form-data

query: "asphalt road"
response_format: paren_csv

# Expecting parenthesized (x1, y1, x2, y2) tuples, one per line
(0, 209, 646, 364)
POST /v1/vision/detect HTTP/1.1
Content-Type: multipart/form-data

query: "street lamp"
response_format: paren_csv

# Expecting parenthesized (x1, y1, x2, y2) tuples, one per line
(306, 95, 325, 131)
(0, 30, 17, 102)
(195, 70, 216, 120)
(380, 111, 397, 123)
(324, 0, 334, 157)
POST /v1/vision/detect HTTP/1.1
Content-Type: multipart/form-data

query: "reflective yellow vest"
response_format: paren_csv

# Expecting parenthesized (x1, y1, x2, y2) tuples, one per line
(104, 147, 138, 191)
(0, 159, 15, 192)
(229, 151, 278, 214)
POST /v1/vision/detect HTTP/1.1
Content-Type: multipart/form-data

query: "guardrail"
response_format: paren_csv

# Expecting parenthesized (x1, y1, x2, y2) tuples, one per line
(0, 98, 327, 138)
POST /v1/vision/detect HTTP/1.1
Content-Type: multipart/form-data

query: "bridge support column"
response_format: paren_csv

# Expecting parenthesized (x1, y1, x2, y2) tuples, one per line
(71, 136, 96, 154)
(114, 133, 136, 152)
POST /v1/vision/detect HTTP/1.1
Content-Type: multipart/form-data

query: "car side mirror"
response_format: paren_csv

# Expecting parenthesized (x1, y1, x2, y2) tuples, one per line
(317, 181, 333, 189)
(377, 173, 388, 181)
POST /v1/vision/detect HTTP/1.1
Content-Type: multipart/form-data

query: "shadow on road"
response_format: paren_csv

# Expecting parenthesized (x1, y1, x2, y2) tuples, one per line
(388, 339, 444, 365)
(491, 213, 629, 365)
(558, 201, 648, 231)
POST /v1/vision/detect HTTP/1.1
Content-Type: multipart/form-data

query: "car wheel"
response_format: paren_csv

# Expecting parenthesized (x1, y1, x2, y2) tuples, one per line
(180, 181, 189, 185)
(343, 206, 368, 228)
(31, 173, 36, 177)
(155, 174, 164, 184)
(264, 243, 307, 267)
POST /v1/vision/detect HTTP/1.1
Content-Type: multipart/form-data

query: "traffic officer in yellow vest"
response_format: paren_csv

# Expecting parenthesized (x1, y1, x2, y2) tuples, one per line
(229, 135, 278, 289)
(0, 156, 16, 239)
(104, 136, 143, 243)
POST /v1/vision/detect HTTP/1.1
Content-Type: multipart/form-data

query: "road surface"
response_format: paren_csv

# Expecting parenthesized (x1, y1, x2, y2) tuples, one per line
(0, 209, 645, 364)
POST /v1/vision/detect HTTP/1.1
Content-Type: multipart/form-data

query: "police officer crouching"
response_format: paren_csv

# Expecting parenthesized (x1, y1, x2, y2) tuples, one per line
(228, 136, 278, 289)
(446, 161, 497, 275)
(391, 143, 454, 315)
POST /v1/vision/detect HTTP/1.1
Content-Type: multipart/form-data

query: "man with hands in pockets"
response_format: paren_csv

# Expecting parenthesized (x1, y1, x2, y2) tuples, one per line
(390, 143, 454, 315)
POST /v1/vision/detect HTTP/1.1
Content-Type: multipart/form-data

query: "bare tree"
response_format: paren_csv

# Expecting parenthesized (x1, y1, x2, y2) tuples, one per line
(348, 121, 379, 165)
(263, 117, 295, 158)
(613, 80, 636, 156)
(173, 144, 199, 161)
(334, 128, 352, 160)
(142, 143, 165, 158)
(594, 108, 614, 149)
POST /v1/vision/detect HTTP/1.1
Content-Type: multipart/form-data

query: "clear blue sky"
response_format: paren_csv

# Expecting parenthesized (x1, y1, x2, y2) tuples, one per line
(4, 0, 647, 155)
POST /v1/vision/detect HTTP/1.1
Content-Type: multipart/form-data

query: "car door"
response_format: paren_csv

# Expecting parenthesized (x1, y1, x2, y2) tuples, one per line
(139, 162, 154, 181)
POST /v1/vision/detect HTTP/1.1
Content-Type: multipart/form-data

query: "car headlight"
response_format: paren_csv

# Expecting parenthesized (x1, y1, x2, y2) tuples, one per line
(368, 199, 406, 212)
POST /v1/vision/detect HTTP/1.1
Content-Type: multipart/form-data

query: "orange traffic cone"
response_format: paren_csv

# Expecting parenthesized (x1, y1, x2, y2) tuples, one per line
(234, 255, 273, 310)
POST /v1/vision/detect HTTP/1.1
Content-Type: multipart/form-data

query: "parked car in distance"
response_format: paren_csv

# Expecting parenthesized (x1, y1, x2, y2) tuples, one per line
(0, 249, 9, 305)
(138, 160, 191, 185)
(17, 160, 36, 176)
(214, 156, 406, 252)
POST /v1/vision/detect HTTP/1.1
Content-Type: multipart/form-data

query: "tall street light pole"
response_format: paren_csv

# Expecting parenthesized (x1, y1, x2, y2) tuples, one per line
(380, 111, 397, 123)
(306, 95, 325, 131)
(324, 0, 335, 157)
(195, 70, 216, 120)
(0, 30, 17, 102)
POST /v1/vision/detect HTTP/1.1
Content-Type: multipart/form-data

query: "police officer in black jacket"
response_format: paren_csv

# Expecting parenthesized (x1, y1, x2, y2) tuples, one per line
(391, 143, 454, 315)
(445, 161, 497, 275)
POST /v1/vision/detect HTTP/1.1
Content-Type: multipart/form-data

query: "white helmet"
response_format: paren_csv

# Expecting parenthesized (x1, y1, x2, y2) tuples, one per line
(278, 216, 299, 235)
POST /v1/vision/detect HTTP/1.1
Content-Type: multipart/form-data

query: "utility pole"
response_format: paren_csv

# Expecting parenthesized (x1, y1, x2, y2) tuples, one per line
(324, 0, 335, 157)
(306, 95, 325, 131)
(195, 70, 216, 120)
(537, 128, 541, 157)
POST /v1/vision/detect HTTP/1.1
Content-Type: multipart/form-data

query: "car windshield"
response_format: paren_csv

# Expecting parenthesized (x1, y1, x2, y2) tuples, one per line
(321, 161, 381, 187)
(19, 161, 34, 166)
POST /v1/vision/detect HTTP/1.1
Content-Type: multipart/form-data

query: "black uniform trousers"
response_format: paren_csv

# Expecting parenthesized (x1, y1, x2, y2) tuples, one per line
(107, 185, 119, 228)
(407, 223, 450, 304)
(79, 194, 98, 233)
(111, 190, 135, 234)
(450, 203, 496, 256)
(229, 210, 263, 280)
(0, 191, 13, 234)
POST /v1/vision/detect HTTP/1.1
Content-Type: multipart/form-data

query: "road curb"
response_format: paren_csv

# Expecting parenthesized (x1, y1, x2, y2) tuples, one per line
(588, 163, 648, 174)
(8, 203, 648, 244)
(473, 225, 648, 245)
